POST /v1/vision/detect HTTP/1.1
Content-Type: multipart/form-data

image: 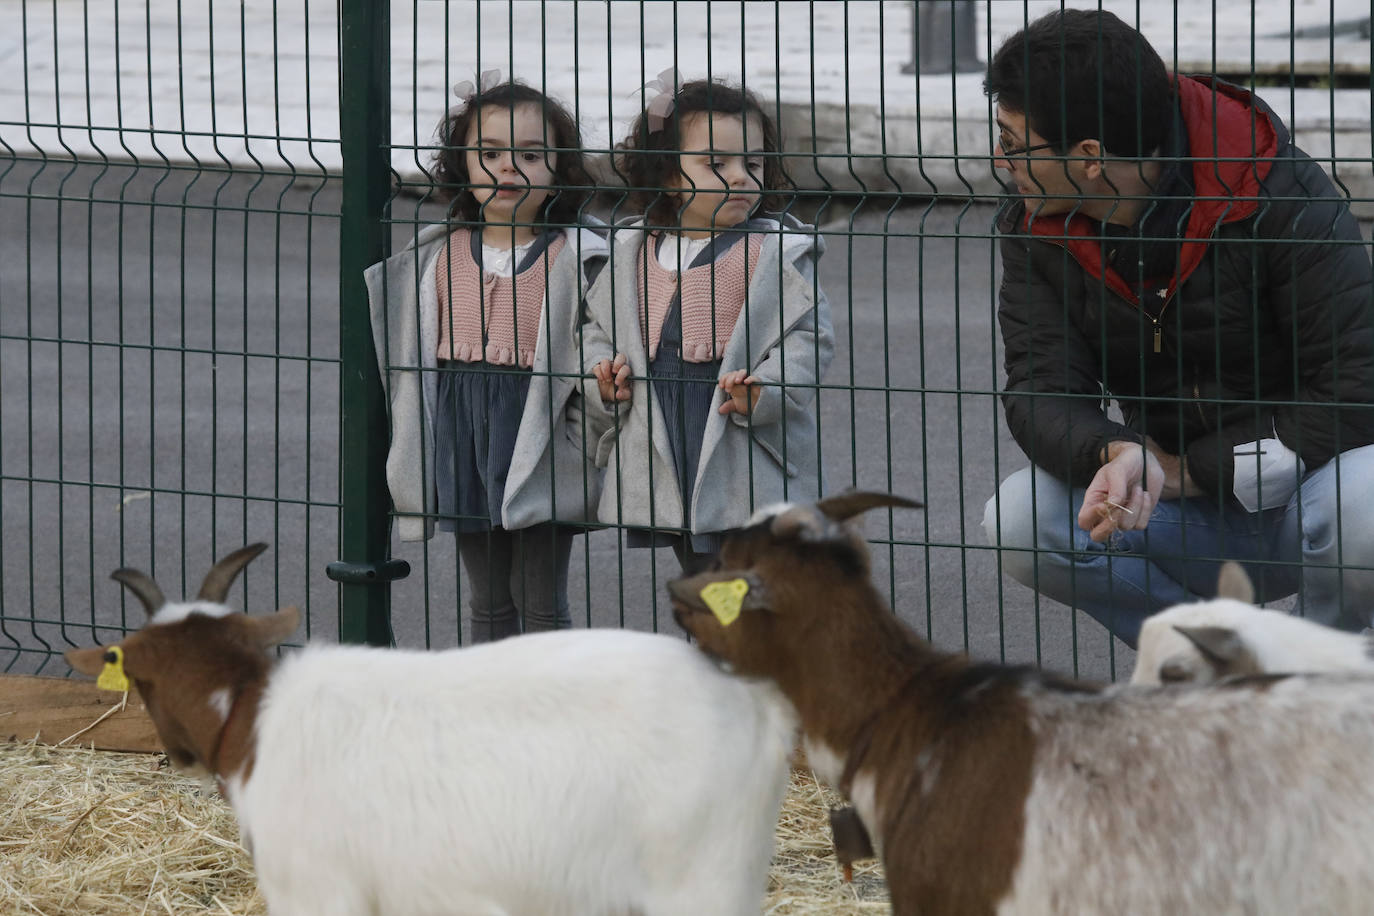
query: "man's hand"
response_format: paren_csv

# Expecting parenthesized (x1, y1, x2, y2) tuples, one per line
(718, 370, 763, 416)
(1145, 438, 1204, 501)
(592, 353, 632, 403)
(1078, 440, 1164, 542)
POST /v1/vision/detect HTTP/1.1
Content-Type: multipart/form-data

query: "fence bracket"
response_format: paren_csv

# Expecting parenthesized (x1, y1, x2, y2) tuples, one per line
(326, 559, 411, 585)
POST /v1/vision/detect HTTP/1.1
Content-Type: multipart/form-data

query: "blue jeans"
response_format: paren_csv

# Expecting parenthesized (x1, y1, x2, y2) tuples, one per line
(982, 444, 1374, 646)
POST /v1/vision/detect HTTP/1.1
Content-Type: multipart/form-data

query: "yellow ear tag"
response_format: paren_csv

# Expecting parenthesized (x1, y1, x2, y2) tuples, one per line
(96, 646, 130, 692)
(700, 579, 750, 627)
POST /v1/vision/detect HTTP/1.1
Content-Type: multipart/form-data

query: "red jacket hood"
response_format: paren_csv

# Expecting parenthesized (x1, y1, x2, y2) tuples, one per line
(1021, 75, 1280, 305)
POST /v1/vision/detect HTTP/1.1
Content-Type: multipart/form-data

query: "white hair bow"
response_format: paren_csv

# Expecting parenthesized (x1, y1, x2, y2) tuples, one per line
(452, 69, 503, 106)
(642, 67, 682, 133)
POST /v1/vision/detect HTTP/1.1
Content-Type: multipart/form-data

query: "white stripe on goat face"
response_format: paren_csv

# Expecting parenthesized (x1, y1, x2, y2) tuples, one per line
(149, 601, 237, 626)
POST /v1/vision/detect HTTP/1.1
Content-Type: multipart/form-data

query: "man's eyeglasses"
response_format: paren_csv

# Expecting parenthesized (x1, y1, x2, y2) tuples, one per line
(998, 138, 1057, 158)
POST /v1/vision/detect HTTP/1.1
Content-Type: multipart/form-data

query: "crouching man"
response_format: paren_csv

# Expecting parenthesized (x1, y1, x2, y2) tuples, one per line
(981, 9, 1374, 645)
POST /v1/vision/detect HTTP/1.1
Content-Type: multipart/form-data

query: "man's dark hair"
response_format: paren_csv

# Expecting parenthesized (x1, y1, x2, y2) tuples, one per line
(984, 9, 1173, 158)
(432, 81, 591, 225)
(613, 79, 790, 229)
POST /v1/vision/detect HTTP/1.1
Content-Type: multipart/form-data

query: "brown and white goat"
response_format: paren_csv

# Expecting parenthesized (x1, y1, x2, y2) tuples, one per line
(66, 543, 293, 788)
(68, 545, 799, 916)
(670, 492, 1374, 916)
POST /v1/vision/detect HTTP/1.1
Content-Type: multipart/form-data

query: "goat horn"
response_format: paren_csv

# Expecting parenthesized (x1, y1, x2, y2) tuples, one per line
(110, 568, 167, 617)
(197, 543, 270, 602)
(815, 491, 923, 523)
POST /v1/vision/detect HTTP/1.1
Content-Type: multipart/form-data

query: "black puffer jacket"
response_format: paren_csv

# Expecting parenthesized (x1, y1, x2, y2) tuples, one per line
(997, 75, 1374, 501)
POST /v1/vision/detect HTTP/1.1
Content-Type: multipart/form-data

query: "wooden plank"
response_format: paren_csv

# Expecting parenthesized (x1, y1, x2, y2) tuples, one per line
(0, 674, 162, 753)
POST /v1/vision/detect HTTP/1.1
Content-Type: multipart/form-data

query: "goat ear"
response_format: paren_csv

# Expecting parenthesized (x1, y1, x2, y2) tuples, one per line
(197, 543, 269, 603)
(1172, 624, 1258, 675)
(65, 645, 111, 677)
(111, 568, 166, 617)
(1215, 562, 1255, 604)
(815, 491, 923, 523)
(247, 606, 301, 650)
(739, 576, 771, 611)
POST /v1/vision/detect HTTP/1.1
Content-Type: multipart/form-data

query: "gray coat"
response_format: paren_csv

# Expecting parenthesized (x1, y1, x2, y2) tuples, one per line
(580, 219, 834, 534)
(366, 224, 609, 541)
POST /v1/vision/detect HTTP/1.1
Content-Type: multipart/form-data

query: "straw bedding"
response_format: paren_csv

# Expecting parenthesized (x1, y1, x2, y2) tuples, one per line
(1, 739, 888, 915)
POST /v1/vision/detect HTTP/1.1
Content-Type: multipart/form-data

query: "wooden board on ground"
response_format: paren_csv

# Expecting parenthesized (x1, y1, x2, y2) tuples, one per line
(0, 674, 161, 752)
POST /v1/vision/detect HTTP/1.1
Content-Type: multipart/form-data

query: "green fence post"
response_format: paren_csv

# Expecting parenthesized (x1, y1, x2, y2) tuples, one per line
(332, 0, 406, 644)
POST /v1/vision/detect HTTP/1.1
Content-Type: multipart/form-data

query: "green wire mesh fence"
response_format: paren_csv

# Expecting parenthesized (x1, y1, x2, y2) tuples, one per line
(2, 1, 1371, 683)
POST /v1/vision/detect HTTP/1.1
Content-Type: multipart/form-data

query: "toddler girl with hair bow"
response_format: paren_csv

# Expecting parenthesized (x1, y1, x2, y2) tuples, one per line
(581, 75, 835, 573)
(366, 76, 607, 641)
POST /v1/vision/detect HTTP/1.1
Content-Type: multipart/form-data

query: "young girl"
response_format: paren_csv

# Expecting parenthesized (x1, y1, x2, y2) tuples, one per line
(366, 78, 607, 641)
(581, 77, 835, 573)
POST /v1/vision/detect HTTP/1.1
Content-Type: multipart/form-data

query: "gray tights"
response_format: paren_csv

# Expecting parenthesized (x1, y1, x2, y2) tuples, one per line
(457, 523, 574, 643)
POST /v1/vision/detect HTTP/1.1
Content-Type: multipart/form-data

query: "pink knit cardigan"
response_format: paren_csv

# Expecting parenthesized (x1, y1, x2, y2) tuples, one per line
(637, 233, 764, 362)
(435, 229, 565, 367)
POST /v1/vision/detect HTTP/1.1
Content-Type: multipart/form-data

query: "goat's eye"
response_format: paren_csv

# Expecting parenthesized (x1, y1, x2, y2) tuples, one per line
(1159, 662, 1194, 684)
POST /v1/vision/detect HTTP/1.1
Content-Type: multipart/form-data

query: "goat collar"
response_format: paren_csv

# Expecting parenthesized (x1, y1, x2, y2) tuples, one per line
(210, 686, 254, 795)
(838, 670, 925, 798)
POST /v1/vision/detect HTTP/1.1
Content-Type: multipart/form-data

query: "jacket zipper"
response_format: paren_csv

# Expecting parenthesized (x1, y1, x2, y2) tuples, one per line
(1150, 290, 1173, 354)
(1152, 295, 1208, 427)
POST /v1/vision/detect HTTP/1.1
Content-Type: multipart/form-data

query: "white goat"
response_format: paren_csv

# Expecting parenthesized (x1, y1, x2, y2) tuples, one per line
(670, 492, 1374, 916)
(1132, 561, 1374, 685)
(67, 544, 798, 916)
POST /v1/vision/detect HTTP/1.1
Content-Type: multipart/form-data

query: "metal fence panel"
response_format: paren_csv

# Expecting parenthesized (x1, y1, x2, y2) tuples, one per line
(1, 0, 345, 673)
(3, 0, 1371, 683)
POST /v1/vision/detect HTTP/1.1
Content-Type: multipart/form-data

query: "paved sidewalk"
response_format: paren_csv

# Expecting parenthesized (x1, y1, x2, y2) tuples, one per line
(2, 1, 1370, 206)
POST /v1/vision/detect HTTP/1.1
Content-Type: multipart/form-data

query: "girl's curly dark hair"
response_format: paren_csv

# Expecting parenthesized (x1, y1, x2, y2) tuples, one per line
(432, 81, 592, 226)
(613, 79, 790, 230)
